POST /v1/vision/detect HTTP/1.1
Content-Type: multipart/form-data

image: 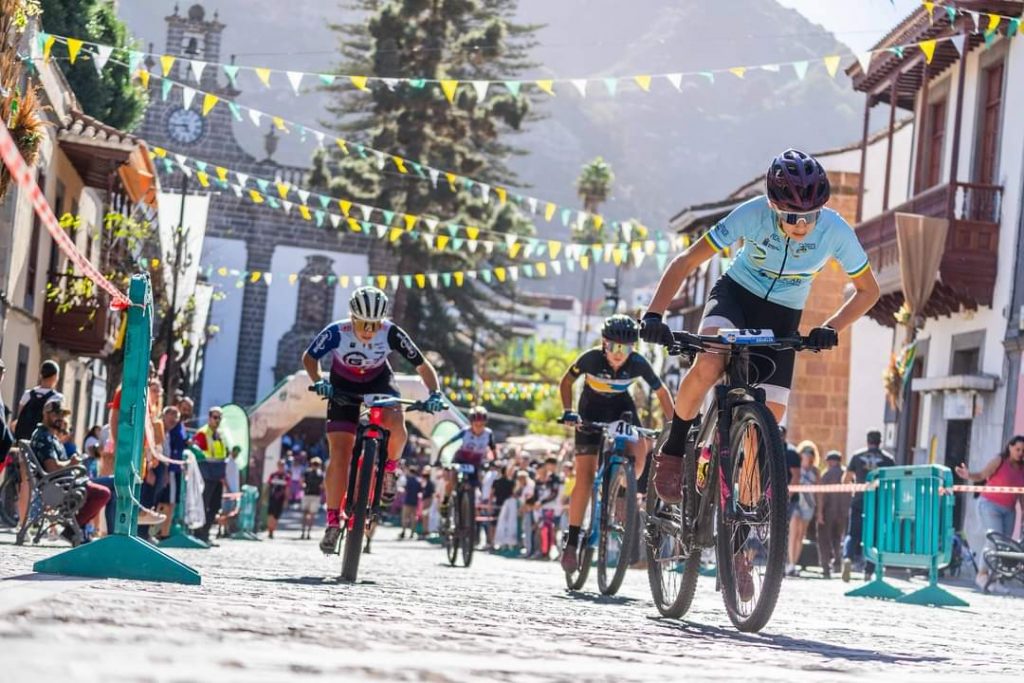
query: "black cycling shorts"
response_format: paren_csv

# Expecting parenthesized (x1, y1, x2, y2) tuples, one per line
(327, 370, 400, 434)
(575, 393, 640, 455)
(700, 275, 803, 405)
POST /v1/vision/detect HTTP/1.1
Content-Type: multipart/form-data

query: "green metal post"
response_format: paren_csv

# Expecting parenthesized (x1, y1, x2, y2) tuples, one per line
(34, 275, 201, 584)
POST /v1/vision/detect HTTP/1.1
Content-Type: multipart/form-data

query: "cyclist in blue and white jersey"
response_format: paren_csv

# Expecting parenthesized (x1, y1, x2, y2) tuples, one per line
(303, 286, 447, 555)
(640, 149, 880, 505)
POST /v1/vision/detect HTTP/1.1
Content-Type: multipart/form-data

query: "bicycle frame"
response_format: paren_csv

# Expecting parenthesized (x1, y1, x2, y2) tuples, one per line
(585, 430, 633, 550)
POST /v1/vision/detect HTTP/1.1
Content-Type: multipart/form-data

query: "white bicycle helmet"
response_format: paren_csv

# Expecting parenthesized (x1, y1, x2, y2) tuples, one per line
(349, 286, 389, 322)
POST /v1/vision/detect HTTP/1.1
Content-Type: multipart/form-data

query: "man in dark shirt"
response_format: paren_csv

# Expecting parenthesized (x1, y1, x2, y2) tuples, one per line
(300, 457, 325, 540)
(841, 429, 895, 582)
(30, 399, 110, 543)
(816, 451, 851, 579)
(399, 465, 422, 540)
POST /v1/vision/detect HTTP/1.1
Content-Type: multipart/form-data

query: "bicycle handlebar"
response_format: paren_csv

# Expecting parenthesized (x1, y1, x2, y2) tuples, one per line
(307, 385, 431, 412)
(559, 418, 660, 440)
(663, 329, 817, 356)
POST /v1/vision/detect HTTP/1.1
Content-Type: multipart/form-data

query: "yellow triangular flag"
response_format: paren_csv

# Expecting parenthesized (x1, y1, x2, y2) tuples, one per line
(454, 271, 464, 287)
(445, 172, 457, 190)
(276, 182, 289, 199)
(544, 203, 556, 221)
(347, 218, 362, 232)
(633, 75, 652, 91)
(288, 273, 298, 285)
(508, 242, 522, 259)
(923, 2, 934, 20)
(535, 79, 555, 95)
(351, 75, 369, 91)
(340, 275, 350, 287)
(437, 235, 450, 250)
(202, 93, 219, 115)
(594, 215, 604, 231)
(218, 266, 228, 276)
(376, 275, 387, 288)
(440, 79, 459, 103)
(466, 226, 480, 240)
(251, 271, 262, 283)
(255, 68, 272, 86)
(216, 166, 228, 182)
(339, 200, 352, 216)
(823, 55, 842, 78)
(580, 255, 590, 271)
(494, 267, 507, 282)
(548, 240, 562, 259)
(729, 67, 747, 79)
(403, 214, 417, 231)
(536, 262, 547, 277)
(272, 116, 287, 131)
(299, 205, 311, 220)
(393, 156, 407, 173)
(495, 187, 507, 205)
(137, 69, 150, 89)
(612, 249, 623, 266)
(987, 13, 1001, 33)
(335, 138, 349, 155)
(151, 258, 160, 268)
(43, 35, 55, 62)
(196, 171, 210, 187)
(152, 147, 167, 158)
(66, 38, 84, 64)
(160, 55, 175, 76)
(415, 274, 426, 289)
(249, 190, 264, 204)
(389, 228, 403, 243)
(919, 39, 937, 64)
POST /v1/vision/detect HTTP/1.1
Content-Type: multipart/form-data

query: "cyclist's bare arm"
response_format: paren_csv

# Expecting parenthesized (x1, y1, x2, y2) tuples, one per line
(301, 352, 322, 382)
(653, 386, 674, 419)
(822, 267, 881, 332)
(559, 368, 576, 411)
(415, 360, 441, 393)
(644, 238, 717, 315)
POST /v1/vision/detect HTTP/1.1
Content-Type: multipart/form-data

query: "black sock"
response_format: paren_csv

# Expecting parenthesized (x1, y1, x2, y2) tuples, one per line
(567, 525, 581, 546)
(661, 414, 695, 458)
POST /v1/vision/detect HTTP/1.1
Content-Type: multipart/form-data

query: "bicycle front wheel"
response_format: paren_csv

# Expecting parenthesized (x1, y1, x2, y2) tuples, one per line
(460, 488, 476, 567)
(445, 491, 460, 566)
(598, 460, 637, 596)
(341, 440, 377, 582)
(716, 402, 788, 632)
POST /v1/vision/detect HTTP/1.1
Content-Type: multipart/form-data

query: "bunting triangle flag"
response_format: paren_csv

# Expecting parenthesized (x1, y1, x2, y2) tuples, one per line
(223, 64, 240, 86)
(967, 11, 981, 32)
(285, 71, 303, 94)
(389, 275, 400, 290)
(603, 78, 618, 96)
(656, 252, 669, 270)
(548, 240, 562, 259)
(137, 69, 151, 89)
(509, 266, 519, 282)
(424, 217, 438, 233)
(403, 275, 414, 289)
(551, 260, 562, 275)
(528, 197, 538, 214)
(297, 188, 310, 204)
(126, 50, 142, 73)
(535, 80, 555, 96)
(428, 273, 439, 288)
(823, 55, 842, 78)
(454, 271, 464, 286)
(471, 80, 489, 100)
(248, 108, 262, 127)
(441, 273, 452, 287)
(699, 72, 715, 84)
(856, 52, 872, 73)
(351, 75, 369, 91)
(728, 67, 746, 79)
(92, 44, 113, 72)
(987, 13, 1001, 34)
(66, 38, 84, 64)
(761, 63, 780, 73)
(282, 199, 293, 214)
(580, 255, 590, 271)
(160, 54, 175, 76)
(440, 79, 459, 103)
(665, 73, 683, 90)
(536, 262, 547, 277)
(633, 75, 652, 91)
(201, 93, 219, 116)
(544, 203, 556, 221)
(329, 214, 341, 229)
(190, 59, 206, 82)
(428, 168, 440, 187)
(415, 274, 426, 289)
(919, 39, 938, 64)
(254, 67, 272, 87)
(42, 34, 56, 62)
(504, 80, 521, 96)
(182, 87, 197, 110)
(570, 79, 588, 97)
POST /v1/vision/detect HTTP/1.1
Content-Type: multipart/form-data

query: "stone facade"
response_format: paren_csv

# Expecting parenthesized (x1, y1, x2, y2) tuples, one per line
(137, 4, 394, 405)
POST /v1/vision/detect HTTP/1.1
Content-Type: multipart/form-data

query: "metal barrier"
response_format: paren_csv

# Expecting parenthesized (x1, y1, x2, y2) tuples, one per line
(159, 450, 209, 549)
(231, 485, 260, 541)
(846, 464, 966, 607)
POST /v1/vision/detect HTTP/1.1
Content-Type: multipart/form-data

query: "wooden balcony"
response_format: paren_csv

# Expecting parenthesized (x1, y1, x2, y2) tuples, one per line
(41, 276, 120, 357)
(856, 181, 1002, 326)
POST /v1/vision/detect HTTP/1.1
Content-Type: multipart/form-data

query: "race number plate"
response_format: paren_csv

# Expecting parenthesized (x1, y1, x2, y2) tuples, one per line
(718, 328, 776, 345)
(457, 463, 476, 473)
(608, 420, 639, 443)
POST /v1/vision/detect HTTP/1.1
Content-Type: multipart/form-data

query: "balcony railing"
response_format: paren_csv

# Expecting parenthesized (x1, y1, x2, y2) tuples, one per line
(41, 274, 120, 357)
(855, 180, 1003, 324)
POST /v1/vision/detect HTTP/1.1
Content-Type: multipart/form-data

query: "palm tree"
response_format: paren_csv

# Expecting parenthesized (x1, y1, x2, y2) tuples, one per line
(574, 157, 614, 346)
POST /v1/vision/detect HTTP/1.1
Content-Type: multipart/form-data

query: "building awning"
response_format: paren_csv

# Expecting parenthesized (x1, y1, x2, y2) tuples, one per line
(911, 374, 999, 393)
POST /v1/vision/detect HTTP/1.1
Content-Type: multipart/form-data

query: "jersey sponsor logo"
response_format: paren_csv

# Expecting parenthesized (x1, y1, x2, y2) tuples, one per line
(395, 330, 419, 360)
(309, 328, 335, 356)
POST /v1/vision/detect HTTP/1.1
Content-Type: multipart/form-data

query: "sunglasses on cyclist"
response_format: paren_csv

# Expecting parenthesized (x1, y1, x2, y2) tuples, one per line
(775, 208, 821, 226)
(470, 415, 487, 423)
(354, 319, 383, 333)
(604, 341, 634, 354)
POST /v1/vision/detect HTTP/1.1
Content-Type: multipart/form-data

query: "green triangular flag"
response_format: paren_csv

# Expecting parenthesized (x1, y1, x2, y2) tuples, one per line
(315, 210, 324, 227)
(452, 238, 464, 251)
(560, 208, 571, 226)
(319, 74, 335, 85)
(382, 210, 395, 225)
(656, 252, 668, 270)
(481, 270, 492, 283)
(318, 195, 331, 209)
(403, 275, 413, 288)
(441, 273, 452, 287)
(566, 259, 576, 273)
(523, 264, 534, 277)
(409, 79, 426, 88)
(223, 64, 240, 87)
(227, 101, 242, 121)
(603, 78, 618, 96)
(504, 80, 521, 95)
(256, 178, 270, 193)
(267, 197, 280, 209)
(161, 78, 173, 101)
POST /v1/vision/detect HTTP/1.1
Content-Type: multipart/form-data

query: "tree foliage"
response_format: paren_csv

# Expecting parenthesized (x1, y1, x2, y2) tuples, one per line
(318, 0, 543, 376)
(40, 0, 147, 130)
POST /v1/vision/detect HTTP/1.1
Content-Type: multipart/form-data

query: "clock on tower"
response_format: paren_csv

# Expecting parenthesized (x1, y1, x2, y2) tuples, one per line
(166, 107, 205, 144)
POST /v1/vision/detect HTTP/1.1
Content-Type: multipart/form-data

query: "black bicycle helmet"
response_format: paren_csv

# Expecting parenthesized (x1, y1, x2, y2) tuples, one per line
(765, 149, 831, 212)
(601, 315, 639, 344)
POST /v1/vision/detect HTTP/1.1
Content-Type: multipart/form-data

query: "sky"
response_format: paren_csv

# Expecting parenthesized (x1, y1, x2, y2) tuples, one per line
(777, 0, 922, 52)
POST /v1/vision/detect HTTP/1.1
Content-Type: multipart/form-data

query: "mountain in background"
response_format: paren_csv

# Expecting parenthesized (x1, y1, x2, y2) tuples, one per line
(118, 0, 865, 295)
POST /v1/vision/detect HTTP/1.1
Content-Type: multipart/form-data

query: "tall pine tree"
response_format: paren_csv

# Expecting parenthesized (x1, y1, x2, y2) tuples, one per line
(317, 0, 542, 377)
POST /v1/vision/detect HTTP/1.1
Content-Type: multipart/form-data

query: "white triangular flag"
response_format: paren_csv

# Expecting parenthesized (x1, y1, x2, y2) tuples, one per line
(297, 189, 310, 204)
(182, 86, 197, 109)
(382, 78, 399, 91)
(622, 221, 633, 242)
(632, 250, 645, 267)
(479, 183, 491, 202)
(424, 217, 438, 233)
(235, 172, 249, 188)
(665, 73, 683, 90)
(286, 71, 303, 94)
(551, 260, 562, 275)
(190, 59, 206, 82)
(467, 270, 477, 280)
(282, 200, 293, 214)
(761, 63, 780, 73)
(314, 130, 325, 147)
(423, 234, 435, 249)
(509, 266, 519, 281)
(93, 45, 113, 72)
(570, 79, 588, 97)
(428, 168, 440, 187)
(792, 61, 809, 81)
(505, 234, 518, 248)
(231, 185, 242, 197)
(174, 154, 188, 168)
(373, 151, 386, 169)
(263, 273, 273, 285)
(248, 108, 262, 127)
(428, 273, 439, 288)
(329, 214, 341, 228)
(359, 205, 373, 221)
(374, 224, 387, 238)
(484, 241, 495, 255)
(528, 197, 538, 214)
(471, 80, 489, 100)
(951, 34, 966, 56)
(467, 240, 479, 253)
(389, 275, 399, 290)
(855, 52, 873, 73)
(967, 10, 981, 32)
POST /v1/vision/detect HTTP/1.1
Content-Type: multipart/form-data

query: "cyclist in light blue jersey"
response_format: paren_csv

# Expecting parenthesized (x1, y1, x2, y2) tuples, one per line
(640, 149, 880, 504)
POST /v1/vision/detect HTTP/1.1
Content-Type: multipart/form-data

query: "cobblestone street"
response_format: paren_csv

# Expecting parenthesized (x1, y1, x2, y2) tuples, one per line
(1, 515, 1020, 683)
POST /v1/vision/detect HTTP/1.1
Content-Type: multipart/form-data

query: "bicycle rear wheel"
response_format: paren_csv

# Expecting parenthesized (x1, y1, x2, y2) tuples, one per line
(0, 472, 19, 528)
(341, 440, 377, 582)
(645, 487, 701, 618)
(598, 461, 637, 596)
(716, 402, 788, 632)
(460, 488, 475, 567)
(445, 491, 459, 566)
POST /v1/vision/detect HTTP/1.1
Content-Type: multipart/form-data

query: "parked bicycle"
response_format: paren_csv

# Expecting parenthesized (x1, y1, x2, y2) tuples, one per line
(311, 388, 431, 582)
(441, 462, 477, 568)
(645, 328, 816, 632)
(563, 414, 659, 595)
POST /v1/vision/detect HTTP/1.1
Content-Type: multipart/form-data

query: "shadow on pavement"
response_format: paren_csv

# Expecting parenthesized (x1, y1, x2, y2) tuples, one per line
(648, 619, 948, 665)
(557, 591, 641, 606)
(252, 575, 378, 586)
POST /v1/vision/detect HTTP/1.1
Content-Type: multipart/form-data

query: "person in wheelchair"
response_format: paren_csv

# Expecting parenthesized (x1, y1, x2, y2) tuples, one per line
(29, 399, 110, 544)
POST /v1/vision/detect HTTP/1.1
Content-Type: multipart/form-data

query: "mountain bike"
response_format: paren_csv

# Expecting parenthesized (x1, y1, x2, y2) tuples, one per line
(441, 462, 477, 568)
(563, 415, 660, 595)
(645, 328, 815, 632)
(312, 389, 431, 582)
